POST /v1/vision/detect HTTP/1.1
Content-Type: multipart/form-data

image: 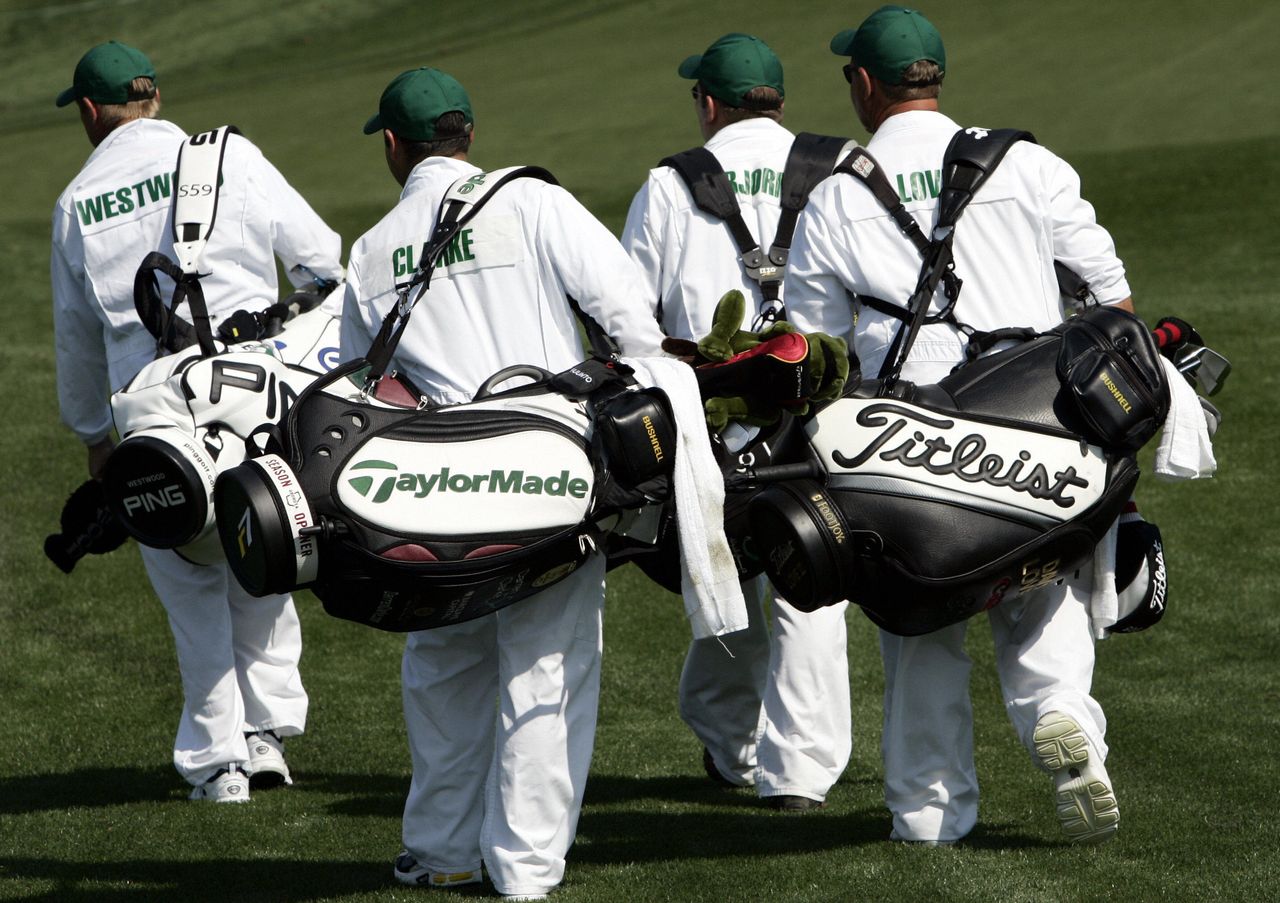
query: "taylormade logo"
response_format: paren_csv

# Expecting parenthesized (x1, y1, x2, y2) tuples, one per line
(347, 460, 589, 504)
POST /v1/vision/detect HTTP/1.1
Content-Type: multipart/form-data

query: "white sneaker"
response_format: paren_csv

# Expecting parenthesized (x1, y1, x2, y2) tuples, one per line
(245, 730, 292, 789)
(188, 765, 250, 803)
(392, 850, 483, 888)
(1033, 712, 1119, 843)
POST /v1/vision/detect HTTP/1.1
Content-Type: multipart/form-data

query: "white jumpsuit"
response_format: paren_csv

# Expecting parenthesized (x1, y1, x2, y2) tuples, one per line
(340, 155, 665, 897)
(622, 117, 852, 800)
(51, 117, 343, 784)
(786, 110, 1131, 842)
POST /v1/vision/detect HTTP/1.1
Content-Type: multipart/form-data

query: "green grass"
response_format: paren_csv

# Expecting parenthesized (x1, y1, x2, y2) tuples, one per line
(2, 0, 1279, 900)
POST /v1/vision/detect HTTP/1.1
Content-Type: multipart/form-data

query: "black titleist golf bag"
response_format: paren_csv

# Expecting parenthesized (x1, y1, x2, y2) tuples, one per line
(748, 305, 1170, 635)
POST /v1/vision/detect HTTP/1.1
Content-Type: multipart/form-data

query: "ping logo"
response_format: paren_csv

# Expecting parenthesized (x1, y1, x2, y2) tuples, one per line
(122, 483, 186, 516)
(346, 459, 589, 502)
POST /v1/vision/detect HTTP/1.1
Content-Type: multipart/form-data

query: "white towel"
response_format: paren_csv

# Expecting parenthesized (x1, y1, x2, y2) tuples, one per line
(621, 356, 748, 639)
(1093, 357, 1216, 637)
(1154, 356, 1217, 480)
(1089, 519, 1120, 639)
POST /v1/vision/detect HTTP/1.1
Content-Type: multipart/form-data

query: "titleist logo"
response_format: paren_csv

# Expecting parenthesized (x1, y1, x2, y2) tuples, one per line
(829, 402, 1090, 509)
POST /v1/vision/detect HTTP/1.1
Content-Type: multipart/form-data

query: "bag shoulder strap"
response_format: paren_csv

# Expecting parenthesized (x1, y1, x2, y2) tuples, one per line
(661, 134, 855, 323)
(659, 147, 763, 281)
(833, 127, 1036, 385)
(363, 166, 558, 385)
(135, 126, 242, 358)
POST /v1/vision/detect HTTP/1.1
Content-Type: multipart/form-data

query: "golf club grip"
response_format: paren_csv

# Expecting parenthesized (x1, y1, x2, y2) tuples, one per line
(724, 460, 824, 490)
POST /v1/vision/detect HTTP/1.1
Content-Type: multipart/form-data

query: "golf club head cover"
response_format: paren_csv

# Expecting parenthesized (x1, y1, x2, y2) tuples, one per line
(1152, 316, 1203, 360)
(1108, 505, 1168, 634)
(44, 479, 130, 574)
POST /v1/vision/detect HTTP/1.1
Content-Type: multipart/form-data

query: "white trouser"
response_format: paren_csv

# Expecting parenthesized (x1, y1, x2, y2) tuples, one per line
(401, 555, 605, 898)
(140, 545, 308, 785)
(880, 572, 1107, 842)
(680, 575, 851, 800)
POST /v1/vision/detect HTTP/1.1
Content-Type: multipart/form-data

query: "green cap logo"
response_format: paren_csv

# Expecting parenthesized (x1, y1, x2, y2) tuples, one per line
(830, 5, 946, 86)
(678, 33, 784, 106)
(57, 41, 155, 108)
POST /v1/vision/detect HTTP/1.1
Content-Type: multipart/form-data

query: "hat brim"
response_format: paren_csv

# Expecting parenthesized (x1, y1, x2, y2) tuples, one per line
(55, 86, 78, 108)
(677, 54, 702, 79)
(830, 28, 857, 56)
(362, 112, 383, 135)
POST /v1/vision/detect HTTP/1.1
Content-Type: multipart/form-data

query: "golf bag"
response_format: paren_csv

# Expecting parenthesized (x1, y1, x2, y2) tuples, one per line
(748, 304, 1170, 636)
(211, 165, 687, 631)
(100, 125, 349, 564)
(213, 358, 676, 631)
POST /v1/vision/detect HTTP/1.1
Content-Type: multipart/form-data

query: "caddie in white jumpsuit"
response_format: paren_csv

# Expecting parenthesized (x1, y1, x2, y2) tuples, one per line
(339, 68, 666, 898)
(622, 33, 851, 810)
(51, 42, 342, 801)
(786, 8, 1129, 845)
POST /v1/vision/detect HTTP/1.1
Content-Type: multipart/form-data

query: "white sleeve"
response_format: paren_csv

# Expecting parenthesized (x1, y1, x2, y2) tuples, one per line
(246, 141, 345, 288)
(619, 175, 664, 317)
(1044, 153, 1131, 304)
(51, 215, 113, 445)
(338, 256, 377, 363)
(782, 201, 857, 341)
(537, 186, 666, 356)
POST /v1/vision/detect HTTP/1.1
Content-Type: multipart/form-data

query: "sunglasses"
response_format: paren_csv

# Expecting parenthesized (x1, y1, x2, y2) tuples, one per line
(690, 84, 701, 100)
(842, 63, 856, 84)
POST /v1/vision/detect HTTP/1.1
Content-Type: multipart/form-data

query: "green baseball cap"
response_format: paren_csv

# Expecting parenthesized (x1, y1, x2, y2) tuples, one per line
(830, 6, 945, 86)
(56, 41, 155, 108)
(363, 68, 474, 141)
(678, 33, 784, 106)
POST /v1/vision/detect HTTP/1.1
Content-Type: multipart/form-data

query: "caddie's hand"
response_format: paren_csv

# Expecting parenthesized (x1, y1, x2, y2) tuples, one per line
(1152, 316, 1203, 359)
(217, 309, 266, 344)
(87, 437, 115, 481)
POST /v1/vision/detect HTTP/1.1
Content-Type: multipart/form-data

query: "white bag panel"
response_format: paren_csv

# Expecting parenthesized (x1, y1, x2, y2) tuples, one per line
(336, 430, 594, 536)
(807, 397, 1108, 523)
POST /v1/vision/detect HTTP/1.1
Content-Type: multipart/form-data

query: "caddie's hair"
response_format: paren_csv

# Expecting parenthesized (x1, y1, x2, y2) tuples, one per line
(880, 61, 943, 103)
(92, 76, 161, 130)
(400, 111, 474, 163)
(707, 85, 784, 124)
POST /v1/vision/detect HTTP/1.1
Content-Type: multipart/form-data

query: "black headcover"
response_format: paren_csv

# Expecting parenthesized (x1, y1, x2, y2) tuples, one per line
(45, 479, 130, 574)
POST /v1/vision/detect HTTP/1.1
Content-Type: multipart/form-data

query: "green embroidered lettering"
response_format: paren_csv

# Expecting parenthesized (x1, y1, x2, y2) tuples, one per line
(147, 172, 171, 202)
(910, 171, 929, 202)
(924, 169, 942, 199)
(115, 187, 135, 215)
(895, 173, 911, 204)
(101, 191, 118, 218)
(75, 196, 104, 226)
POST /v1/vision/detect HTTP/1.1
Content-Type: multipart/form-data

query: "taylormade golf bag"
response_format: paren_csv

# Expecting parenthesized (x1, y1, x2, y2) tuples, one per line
(213, 358, 676, 631)
(748, 305, 1171, 636)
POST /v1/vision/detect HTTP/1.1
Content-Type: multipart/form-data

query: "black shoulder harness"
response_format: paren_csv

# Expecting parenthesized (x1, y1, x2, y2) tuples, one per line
(832, 127, 1036, 386)
(660, 132, 856, 326)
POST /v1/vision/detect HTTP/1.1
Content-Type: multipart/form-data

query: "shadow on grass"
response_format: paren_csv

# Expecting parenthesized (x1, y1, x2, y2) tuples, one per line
(0, 857, 413, 902)
(0, 768, 408, 816)
(576, 774, 887, 861)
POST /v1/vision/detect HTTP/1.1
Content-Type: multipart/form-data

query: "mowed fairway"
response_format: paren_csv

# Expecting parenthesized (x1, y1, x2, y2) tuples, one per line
(1, 1, 1277, 900)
